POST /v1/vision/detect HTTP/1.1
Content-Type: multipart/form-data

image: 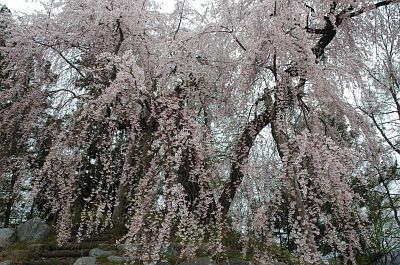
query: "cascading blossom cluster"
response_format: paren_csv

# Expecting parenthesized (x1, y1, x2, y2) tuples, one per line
(279, 131, 365, 264)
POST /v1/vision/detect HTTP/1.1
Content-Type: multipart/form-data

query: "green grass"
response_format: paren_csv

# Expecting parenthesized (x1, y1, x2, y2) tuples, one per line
(0, 241, 39, 263)
(96, 256, 125, 265)
(0, 219, 299, 265)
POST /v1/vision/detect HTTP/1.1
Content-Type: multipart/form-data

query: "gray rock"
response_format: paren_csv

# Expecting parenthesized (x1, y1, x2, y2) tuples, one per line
(89, 247, 114, 257)
(0, 261, 14, 265)
(219, 261, 283, 265)
(156, 262, 171, 265)
(107, 255, 137, 262)
(0, 228, 16, 249)
(178, 257, 218, 265)
(219, 259, 249, 265)
(73, 256, 97, 265)
(17, 217, 51, 243)
(163, 243, 179, 257)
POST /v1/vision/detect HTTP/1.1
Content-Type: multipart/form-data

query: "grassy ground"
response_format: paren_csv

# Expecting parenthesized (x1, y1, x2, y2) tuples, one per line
(0, 224, 300, 265)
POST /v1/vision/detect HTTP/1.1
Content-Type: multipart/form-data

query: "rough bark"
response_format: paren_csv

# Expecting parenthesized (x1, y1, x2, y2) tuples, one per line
(218, 102, 274, 219)
(4, 170, 17, 228)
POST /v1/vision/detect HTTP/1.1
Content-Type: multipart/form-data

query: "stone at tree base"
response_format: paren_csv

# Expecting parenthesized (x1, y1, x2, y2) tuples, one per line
(73, 256, 96, 265)
(17, 218, 51, 243)
(88, 247, 114, 257)
(163, 244, 179, 257)
(0, 261, 14, 265)
(219, 260, 286, 265)
(156, 261, 171, 265)
(107, 255, 137, 262)
(178, 257, 218, 265)
(0, 228, 16, 249)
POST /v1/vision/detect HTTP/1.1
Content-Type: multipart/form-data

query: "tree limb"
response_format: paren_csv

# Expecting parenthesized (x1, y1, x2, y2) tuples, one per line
(113, 18, 125, 55)
(218, 95, 274, 219)
(310, 0, 400, 58)
(377, 168, 400, 228)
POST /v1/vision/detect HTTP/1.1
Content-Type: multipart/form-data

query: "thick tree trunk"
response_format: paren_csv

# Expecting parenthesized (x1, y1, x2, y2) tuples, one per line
(112, 129, 154, 221)
(218, 101, 273, 220)
(112, 181, 126, 221)
(4, 170, 17, 228)
(176, 145, 217, 223)
(112, 102, 156, 221)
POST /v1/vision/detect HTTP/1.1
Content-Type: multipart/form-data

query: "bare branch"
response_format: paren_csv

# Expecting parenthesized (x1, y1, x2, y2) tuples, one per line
(310, 0, 400, 58)
(377, 167, 400, 228)
(360, 107, 400, 155)
(113, 18, 125, 55)
(33, 39, 86, 79)
(173, 3, 185, 40)
(348, 0, 400, 18)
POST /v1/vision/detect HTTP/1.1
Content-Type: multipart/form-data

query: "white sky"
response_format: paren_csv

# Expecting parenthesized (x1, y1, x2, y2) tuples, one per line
(1, 0, 43, 14)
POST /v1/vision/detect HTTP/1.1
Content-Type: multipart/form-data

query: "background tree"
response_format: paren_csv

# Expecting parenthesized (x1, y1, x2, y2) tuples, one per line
(0, 3, 61, 227)
(354, 5, 400, 264)
(0, 4, 38, 228)
(0, 4, 16, 228)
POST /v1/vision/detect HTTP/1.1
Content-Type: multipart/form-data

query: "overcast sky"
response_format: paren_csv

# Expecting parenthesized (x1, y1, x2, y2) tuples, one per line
(1, 0, 43, 14)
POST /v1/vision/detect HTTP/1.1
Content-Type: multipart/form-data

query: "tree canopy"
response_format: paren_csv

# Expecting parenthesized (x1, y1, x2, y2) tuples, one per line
(0, 0, 400, 264)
